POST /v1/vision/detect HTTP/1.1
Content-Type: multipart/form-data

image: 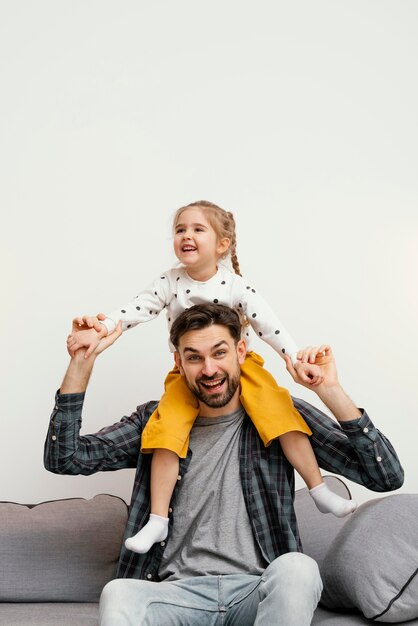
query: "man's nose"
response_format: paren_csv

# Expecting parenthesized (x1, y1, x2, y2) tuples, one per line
(201, 358, 218, 377)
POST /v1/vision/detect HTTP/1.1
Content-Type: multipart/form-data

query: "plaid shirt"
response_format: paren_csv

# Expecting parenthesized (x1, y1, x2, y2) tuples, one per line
(44, 392, 403, 581)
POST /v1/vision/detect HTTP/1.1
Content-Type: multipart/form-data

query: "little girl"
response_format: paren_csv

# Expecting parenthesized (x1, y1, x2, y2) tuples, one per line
(68, 200, 356, 553)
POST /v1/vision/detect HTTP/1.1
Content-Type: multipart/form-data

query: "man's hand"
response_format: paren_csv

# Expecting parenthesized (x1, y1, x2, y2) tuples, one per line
(67, 313, 109, 358)
(94, 321, 123, 355)
(285, 345, 361, 422)
(293, 361, 324, 386)
(287, 345, 338, 389)
(60, 321, 122, 394)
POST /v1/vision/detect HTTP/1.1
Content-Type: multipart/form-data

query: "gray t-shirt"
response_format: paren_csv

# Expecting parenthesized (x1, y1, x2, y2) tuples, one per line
(159, 407, 267, 581)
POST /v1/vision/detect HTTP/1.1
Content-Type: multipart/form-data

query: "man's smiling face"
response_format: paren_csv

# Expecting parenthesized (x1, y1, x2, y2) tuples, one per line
(174, 324, 246, 416)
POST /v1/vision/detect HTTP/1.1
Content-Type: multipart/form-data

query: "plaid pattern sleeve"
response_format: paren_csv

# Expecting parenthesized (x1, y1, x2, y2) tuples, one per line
(292, 397, 404, 492)
(44, 391, 154, 474)
(240, 399, 404, 566)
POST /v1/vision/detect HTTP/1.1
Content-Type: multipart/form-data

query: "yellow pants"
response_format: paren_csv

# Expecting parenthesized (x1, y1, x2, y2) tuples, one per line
(141, 351, 312, 458)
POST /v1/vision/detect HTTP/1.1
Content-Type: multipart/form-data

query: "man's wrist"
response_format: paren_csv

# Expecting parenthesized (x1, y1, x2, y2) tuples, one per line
(60, 350, 97, 394)
(315, 383, 361, 422)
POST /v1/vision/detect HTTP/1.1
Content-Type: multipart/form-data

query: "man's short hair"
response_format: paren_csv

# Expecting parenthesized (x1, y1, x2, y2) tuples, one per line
(170, 304, 242, 349)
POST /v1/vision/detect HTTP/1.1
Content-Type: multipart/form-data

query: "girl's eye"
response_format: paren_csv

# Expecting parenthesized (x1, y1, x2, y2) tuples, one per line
(176, 228, 185, 234)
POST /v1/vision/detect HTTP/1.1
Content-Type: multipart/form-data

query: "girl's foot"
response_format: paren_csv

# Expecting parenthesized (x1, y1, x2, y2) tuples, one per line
(125, 514, 169, 553)
(309, 482, 357, 517)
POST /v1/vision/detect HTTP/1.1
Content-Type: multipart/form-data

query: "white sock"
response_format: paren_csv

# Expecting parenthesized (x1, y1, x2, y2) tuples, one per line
(125, 514, 169, 554)
(309, 482, 357, 518)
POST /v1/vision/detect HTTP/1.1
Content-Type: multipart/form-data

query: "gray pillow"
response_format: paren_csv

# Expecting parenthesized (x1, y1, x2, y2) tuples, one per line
(0, 494, 128, 602)
(320, 494, 418, 623)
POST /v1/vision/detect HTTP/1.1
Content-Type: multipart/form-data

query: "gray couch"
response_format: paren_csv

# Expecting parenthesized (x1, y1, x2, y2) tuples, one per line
(1, 477, 417, 625)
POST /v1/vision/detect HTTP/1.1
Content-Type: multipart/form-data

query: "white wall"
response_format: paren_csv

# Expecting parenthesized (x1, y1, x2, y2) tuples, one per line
(1, 0, 417, 506)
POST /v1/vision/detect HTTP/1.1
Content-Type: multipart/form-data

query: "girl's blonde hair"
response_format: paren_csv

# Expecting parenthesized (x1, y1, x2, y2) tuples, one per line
(173, 200, 242, 276)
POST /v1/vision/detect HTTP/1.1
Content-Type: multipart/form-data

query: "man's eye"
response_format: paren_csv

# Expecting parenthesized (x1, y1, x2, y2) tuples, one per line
(187, 355, 200, 361)
(215, 351, 226, 357)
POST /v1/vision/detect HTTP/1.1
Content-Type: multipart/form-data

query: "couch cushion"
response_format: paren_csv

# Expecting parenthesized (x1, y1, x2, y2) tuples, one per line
(312, 606, 375, 625)
(0, 494, 128, 602)
(0, 603, 99, 626)
(320, 494, 418, 623)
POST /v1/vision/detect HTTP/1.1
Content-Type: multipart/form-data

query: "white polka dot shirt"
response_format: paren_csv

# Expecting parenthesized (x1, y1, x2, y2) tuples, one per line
(103, 265, 300, 363)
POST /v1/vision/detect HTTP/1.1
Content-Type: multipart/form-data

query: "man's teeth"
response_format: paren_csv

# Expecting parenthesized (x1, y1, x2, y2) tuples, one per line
(201, 379, 224, 388)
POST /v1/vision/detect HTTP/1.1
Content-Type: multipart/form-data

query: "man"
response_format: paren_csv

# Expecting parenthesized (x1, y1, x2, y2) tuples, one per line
(44, 304, 403, 626)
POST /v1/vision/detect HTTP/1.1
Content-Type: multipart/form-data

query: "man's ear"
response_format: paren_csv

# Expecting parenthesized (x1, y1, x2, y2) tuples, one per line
(174, 351, 185, 376)
(237, 338, 246, 365)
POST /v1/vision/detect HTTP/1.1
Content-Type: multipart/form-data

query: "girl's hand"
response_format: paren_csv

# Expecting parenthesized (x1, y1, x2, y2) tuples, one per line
(67, 313, 108, 358)
(286, 345, 338, 389)
(293, 361, 324, 386)
(296, 345, 329, 365)
(71, 313, 107, 334)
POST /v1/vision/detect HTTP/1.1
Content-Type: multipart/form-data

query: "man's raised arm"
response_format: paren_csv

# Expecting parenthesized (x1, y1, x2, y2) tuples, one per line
(44, 319, 145, 476)
(60, 317, 122, 394)
(284, 346, 404, 492)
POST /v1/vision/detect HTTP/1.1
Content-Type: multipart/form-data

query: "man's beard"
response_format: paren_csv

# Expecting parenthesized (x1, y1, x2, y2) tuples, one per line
(187, 370, 240, 408)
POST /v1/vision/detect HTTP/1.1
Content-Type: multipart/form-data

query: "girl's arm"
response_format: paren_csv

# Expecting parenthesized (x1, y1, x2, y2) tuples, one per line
(237, 281, 300, 363)
(101, 272, 172, 334)
(236, 280, 325, 383)
(67, 272, 173, 356)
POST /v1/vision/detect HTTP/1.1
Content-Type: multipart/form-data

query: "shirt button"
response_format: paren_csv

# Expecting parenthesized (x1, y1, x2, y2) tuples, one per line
(146, 574, 152, 579)
(363, 427, 369, 434)
(177, 475, 181, 481)
(168, 508, 173, 513)
(51, 435, 57, 441)
(376, 456, 382, 462)
(160, 541, 166, 547)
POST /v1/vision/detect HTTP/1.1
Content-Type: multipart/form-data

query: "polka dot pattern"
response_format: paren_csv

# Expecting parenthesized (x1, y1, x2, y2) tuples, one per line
(107, 267, 299, 361)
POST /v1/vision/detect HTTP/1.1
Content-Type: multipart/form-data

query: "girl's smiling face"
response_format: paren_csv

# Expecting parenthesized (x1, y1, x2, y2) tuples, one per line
(173, 207, 230, 280)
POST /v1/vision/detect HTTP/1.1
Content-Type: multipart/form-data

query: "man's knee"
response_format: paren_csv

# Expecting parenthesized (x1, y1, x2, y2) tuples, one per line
(101, 578, 122, 602)
(264, 552, 322, 589)
(100, 578, 152, 626)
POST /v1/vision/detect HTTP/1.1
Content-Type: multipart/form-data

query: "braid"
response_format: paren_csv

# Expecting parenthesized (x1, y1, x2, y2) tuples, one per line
(226, 212, 242, 276)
